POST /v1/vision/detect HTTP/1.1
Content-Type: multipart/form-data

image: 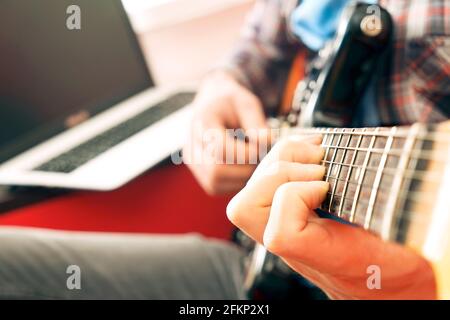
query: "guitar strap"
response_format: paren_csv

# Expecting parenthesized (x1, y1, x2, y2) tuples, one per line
(280, 50, 307, 115)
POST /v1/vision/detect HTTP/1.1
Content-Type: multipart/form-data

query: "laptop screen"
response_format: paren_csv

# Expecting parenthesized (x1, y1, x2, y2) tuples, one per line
(0, 0, 153, 162)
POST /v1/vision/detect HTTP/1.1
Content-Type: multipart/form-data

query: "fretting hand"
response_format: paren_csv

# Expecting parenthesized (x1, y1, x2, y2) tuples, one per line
(227, 136, 436, 299)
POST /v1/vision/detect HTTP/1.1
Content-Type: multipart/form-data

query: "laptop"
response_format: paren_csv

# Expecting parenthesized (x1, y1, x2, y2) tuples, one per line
(0, 0, 196, 191)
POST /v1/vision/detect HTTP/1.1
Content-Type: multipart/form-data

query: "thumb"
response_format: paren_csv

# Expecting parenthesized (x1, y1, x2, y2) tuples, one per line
(232, 87, 273, 158)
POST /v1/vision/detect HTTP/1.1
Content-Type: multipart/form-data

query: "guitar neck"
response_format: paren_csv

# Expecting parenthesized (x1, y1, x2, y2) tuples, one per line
(279, 123, 436, 242)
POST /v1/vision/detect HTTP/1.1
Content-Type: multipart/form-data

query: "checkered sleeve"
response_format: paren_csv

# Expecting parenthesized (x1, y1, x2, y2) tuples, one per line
(222, 0, 300, 113)
(408, 36, 450, 120)
(379, 0, 450, 124)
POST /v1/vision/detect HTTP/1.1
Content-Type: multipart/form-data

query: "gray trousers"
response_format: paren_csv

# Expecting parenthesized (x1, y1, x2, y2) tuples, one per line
(0, 227, 247, 300)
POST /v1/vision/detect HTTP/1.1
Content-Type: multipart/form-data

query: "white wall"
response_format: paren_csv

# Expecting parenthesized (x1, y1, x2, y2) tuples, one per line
(125, 0, 255, 86)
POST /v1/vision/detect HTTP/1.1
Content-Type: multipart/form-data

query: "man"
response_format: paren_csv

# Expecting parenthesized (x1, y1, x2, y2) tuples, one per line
(186, 0, 449, 195)
(0, 0, 448, 299)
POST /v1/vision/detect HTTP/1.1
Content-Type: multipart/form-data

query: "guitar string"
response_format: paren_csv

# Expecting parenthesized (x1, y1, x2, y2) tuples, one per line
(322, 177, 437, 205)
(320, 184, 435, 237)
(282, 127, 450, 143)
(347, 212, 432, 242)
(321, 203, 432, 229)
(320, 145, 450, 163)
(321, 160, 442, 184)
(319, 163, 438, 233)
(317, 142, 444, 210)
(260, 156, 437, 238)
(268, 136, 450, 168)
(320, 174, 437, 237)
(322, 210, 431, 242)
(325, 186, 434, 221)
(321, 168, 440, 216)
(323, 190, 435, 228)
(278, 126, 448, 240)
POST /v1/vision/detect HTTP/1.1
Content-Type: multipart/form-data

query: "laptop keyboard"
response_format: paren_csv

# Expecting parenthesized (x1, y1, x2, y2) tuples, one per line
(34, 92, 195, 174)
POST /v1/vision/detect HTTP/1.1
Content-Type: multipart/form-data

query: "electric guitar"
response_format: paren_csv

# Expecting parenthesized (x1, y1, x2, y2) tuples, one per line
(238, 2, 448, 300)
(251, 122, 450, 300)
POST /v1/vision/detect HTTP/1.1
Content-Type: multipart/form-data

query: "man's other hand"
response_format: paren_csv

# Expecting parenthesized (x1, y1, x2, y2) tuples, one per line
(183, 71, 269, 195)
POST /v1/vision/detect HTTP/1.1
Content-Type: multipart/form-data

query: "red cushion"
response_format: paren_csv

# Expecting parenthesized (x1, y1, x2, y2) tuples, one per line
(0, 165, 234, 240)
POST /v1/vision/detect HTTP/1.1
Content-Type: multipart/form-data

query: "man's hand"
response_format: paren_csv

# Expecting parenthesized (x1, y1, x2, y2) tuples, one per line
(227, 136, 437, 299)
(183, 71, 269, 195)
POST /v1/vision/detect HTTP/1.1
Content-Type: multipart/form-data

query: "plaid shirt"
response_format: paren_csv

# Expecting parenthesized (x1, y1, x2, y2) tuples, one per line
(225, 0, 450, 125)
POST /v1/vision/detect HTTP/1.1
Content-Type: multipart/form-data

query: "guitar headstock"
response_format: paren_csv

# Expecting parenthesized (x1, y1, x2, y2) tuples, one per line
(404, 120, 450, 299)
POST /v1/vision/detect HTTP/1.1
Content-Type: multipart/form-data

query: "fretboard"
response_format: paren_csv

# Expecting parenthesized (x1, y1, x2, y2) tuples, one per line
(280, 124, 433, 241)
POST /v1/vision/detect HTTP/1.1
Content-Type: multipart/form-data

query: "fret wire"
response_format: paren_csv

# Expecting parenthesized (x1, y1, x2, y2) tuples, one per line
(364, 127, 396, 229)
(323, 206, 432, 240)
(381, 124, 421, 240)
(337, 203, 433, 233)
(391, 126, 426, 241)
(322, 179, 435, 242)
(281, 125, 450, 143)
(324, 174, 440, 199)
(320, 128, 333, 179)
(324, 128, 342, 184)
(325, 196, 433, 224)
(277, 125, 450, 240)
(325, 186, 436, 208)
(319, 144, 450, 162)
(325, 130, 344, 210)
(278, 127, 450, 165)
(321, 160, 443, 184)
(349, 128, 379, 223)
(336, 129, 361, 218)
(324, 193, 435, 241)
(279, 130, 450, 166)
